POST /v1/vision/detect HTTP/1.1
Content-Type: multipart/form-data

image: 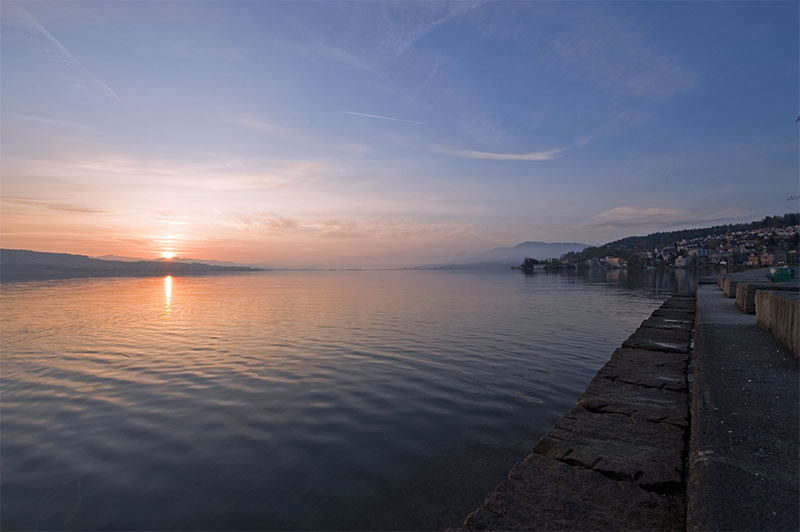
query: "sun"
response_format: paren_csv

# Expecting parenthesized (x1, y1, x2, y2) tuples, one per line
(161, 251, 176, 259)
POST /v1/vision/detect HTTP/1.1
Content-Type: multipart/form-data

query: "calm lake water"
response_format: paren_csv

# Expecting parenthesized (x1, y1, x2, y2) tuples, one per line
(0, 269, 692, 530)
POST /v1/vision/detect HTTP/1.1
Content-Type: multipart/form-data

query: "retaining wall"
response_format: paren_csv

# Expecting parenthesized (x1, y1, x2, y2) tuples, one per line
(755, 290, 800, 357)
(734, 281, 799, 313)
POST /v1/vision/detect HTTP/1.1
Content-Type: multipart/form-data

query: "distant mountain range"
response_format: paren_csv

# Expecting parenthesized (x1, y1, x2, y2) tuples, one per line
(1, 249, 262, 282)
(95, 254, 243, 267)
(412, 241, 588, 269)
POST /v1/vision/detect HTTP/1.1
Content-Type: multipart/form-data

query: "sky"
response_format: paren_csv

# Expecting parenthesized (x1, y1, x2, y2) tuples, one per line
(1, 1, 798, 267)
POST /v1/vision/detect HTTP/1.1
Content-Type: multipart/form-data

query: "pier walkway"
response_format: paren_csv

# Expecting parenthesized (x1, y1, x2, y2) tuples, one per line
(688, 284, 799, 531)
(454, 280, 799, 531)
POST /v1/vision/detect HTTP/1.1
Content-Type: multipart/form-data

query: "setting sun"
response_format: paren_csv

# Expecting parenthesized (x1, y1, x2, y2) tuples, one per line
(161, 252, 176, 259)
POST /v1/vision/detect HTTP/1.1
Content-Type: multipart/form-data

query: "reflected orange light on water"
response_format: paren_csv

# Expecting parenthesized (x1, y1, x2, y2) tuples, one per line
(163, 275, 172, 318)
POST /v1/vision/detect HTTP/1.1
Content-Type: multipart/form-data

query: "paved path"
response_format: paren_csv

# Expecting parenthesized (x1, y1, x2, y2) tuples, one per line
(688, 285, 799, 531)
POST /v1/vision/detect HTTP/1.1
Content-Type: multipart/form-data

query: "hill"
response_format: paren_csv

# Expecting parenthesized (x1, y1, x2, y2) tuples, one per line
(0, 249, 263, 282)
(96, 254, 243, 267)
(563, 213, 800, 262)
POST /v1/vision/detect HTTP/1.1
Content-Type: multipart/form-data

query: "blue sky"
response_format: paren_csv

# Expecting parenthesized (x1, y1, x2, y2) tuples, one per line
(1, 1, 798, 266)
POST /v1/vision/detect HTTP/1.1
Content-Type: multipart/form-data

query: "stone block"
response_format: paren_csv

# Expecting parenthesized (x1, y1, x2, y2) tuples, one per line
(659, 298, 695, 311)
(734, 281, 799, 314)
(460, 454, 682, 531)
(580, 377, 687, 427)
(622, 327, 690, 353)
(755, 290, 800, 357)
(722, 277, 738, 298)
(650, 309, 695, 322)
(592, 347, 688, 393)
(640, 316, 693, 332)
(532, 405, 685, 490)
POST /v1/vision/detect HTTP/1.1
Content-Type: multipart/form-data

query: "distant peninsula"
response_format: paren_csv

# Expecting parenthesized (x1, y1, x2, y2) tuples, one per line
(0, 249, 264, 282)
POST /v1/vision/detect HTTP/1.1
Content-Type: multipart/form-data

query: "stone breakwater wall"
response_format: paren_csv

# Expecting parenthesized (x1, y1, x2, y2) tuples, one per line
(455, 294, 695, 531)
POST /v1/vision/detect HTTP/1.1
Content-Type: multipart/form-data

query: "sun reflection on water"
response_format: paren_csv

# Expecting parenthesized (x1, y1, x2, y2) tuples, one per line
(163, 275, 172, 318)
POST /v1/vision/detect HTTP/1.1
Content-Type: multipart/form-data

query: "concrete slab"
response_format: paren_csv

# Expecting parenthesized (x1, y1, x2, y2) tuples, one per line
(734, 281, 799, 313)
(755, 290, 800, 357)
(659, 299, 696, 311)
(687, 285, 799, 532)
(579, 374, 688, 427)
(533, 404, 686, 490)
(640, 316, 693, 332)
(719, 268, 772, 297)
(651, 308, 695, 320)
(459, 453, 682, 532)
(622, 327, 691, 353)
(592, 347, 688, 393)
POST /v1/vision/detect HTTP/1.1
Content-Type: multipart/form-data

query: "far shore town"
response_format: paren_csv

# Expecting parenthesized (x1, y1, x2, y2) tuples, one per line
(525, 220, 799, 271)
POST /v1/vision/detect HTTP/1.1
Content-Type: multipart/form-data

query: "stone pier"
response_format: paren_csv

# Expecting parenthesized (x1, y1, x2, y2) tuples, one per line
(452, 271, 800, 531)
(455, 294, 694, 531)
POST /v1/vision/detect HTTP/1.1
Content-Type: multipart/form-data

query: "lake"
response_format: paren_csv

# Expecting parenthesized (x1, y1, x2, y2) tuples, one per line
(0, 269, 692, 530)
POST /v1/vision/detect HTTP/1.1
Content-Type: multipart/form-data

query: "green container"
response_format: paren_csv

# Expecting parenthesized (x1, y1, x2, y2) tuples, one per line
(769, 266, 792, 282)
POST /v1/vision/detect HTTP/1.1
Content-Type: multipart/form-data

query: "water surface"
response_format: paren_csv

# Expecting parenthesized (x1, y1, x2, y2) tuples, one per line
(1, 270, 680, 530)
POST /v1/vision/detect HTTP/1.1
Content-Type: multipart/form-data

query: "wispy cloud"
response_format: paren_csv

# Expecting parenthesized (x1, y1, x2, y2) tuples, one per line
(2, 152, 326, 192)
(437, 146, 567, 161)
(336, 110, 424, 125)
(224, 211, 474, 241)
(378, 2, 482, 56)
(1, 195, 106, 214)
(4, 3, 119, 100)
(283, 2, 481, 72)
(543, 6, 696, 99)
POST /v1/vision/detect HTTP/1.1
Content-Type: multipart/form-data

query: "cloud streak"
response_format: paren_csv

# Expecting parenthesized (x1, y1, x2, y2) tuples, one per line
(5, 3, 119, 100)
(336, 110, 424, 125)
(437, 146, 567, 161)
(2, 195, 106, 214)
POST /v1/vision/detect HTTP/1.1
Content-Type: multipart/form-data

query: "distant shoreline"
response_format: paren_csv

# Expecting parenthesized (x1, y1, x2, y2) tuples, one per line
(0, 269, 265, 283)
(0, 248, 264, 283)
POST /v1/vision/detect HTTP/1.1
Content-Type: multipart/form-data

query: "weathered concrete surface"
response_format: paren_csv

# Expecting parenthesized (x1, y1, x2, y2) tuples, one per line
(755, 290, 800, 357)
(640, 316, 693, 332)
(593, 348, 688, 394)
(651, 307, 695, 320)
(734, 280, 799, 313)
(461, 454, 682, 532)
(687, 285, 799, 532)
(533, 404, 686, 490)
(457, 295, 694, 531)
(622, 327, 690, 353)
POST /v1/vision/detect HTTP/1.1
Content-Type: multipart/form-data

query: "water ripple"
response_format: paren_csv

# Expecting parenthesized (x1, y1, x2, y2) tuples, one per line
(0, 269, 681, 530)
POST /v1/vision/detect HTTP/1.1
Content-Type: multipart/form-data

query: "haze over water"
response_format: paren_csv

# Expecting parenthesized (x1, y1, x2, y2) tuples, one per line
(1, 269, 688, 530)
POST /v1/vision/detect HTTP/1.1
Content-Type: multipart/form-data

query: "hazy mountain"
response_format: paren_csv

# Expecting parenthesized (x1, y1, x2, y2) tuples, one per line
(95, 254, 243, 267)
(95, 254, 145, 262)
(413, 241, 588, 269)
(2, 249, 262, 282)
(479, 241, 589, 262)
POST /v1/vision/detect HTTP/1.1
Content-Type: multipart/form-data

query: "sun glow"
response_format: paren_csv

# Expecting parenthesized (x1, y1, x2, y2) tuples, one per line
(161, 251, 176, 259)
